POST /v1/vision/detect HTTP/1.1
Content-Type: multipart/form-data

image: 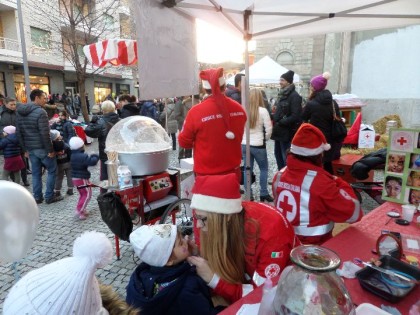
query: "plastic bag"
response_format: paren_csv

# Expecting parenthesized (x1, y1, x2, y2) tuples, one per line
(97, 192, 133, 241)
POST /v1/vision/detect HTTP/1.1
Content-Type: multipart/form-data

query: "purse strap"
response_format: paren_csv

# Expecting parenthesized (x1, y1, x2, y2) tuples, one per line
(331, 101, 339, 120)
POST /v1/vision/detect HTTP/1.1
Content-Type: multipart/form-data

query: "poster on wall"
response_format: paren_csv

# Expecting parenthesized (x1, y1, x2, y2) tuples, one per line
(382, 128, 420, 208)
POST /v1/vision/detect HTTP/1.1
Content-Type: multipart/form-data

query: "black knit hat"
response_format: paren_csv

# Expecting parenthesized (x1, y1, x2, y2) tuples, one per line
(281, 70, 294, 84)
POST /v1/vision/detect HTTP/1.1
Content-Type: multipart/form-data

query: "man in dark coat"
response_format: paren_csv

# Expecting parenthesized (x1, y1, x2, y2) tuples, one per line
(16, 89, 62, 204)
(225, 73, 244, 104)
(271, 70, 302, 170)
(118, 94, 139, 118)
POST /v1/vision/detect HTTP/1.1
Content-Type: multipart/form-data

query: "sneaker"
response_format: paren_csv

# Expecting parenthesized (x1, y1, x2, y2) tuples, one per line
(67, 189, 74, 196)
(23, 181, 30, 187)
(54, 191, 61, 197)
(35, 198, 44, 204)
(260, 195, 274, 202)
(45, 195, 64, 204)
(79, 213, 87, 220)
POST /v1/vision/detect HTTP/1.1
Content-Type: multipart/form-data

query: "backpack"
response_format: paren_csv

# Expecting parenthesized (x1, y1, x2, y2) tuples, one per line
(141, 101, 160, 122)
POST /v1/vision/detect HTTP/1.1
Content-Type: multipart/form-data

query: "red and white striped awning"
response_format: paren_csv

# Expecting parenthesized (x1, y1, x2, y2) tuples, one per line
(83, 39, 137, 67)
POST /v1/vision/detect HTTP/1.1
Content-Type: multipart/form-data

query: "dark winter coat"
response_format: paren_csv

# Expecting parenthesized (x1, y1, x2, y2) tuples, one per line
(70, 149, 99, 179)
(0, 107, 17, 130)
(51, 119, 76, 144)
(271, 84, 302, 142)
(140, 101, 159, 122)
(301, 89, 339, 143)
(119, 103, 140, 119)
(225, 86, 241, 104)
(0, 134, 21, 157)
(126, 261, 223, 315)
(84, 112, 120, 160)
(52, 139, 71, 165)
(16, 103, 53, 153)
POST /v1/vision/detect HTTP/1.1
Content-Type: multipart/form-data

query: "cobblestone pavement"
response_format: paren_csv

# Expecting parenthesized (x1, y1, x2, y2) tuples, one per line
(0, 138, 380, 310)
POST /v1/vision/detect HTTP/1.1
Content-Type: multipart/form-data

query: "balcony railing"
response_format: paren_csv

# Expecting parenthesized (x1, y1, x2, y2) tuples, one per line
(0, 37, 20, 51)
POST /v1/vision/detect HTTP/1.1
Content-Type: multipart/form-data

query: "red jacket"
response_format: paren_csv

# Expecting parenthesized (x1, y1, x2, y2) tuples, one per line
(178, 95, 246, 175)
(211, 201, 297, 303)
(273, 155, 363, 245)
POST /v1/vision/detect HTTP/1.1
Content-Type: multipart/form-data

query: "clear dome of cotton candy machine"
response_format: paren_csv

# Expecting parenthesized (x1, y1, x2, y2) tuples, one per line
(105, 116, 172, 176)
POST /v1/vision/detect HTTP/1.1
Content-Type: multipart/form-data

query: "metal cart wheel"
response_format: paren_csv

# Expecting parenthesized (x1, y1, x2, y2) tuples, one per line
(159, 198, 193, 236)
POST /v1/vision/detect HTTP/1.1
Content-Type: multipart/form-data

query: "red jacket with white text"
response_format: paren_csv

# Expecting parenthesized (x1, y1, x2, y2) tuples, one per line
(273, 155, 363, 245)
(178, 95, 246, 175)
(210, 201, 298, 303)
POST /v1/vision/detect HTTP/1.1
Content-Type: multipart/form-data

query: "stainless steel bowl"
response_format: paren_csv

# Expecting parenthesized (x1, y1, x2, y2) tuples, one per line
(118, 149, 170, 176)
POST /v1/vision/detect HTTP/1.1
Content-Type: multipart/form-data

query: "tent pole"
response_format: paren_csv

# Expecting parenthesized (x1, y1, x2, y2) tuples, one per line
(244, 11, 251, 201)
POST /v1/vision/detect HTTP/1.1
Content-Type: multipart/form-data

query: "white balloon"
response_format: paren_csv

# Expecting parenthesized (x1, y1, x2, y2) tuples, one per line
(0, 181, 39, 263)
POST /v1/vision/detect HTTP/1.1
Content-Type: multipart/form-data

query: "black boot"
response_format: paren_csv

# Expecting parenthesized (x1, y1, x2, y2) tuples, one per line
(260, 195, 274, 202)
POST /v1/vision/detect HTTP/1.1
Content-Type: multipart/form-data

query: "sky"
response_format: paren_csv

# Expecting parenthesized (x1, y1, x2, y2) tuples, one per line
(196, 19, 255, 64)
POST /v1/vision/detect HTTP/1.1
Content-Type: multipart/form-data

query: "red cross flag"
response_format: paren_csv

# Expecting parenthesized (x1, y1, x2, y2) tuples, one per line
(83, 39, 137, 67)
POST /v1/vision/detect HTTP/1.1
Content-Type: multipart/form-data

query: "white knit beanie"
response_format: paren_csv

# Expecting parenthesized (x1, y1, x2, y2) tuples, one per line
(3, 125, 16, 135)
(130, 224, 177, 267)
(69, 136, 84, 150)
(3, 231, 112, 315)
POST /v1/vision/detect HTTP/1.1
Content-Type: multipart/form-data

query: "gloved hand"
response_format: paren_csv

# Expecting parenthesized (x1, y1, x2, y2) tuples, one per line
(90, 115, 99, 123)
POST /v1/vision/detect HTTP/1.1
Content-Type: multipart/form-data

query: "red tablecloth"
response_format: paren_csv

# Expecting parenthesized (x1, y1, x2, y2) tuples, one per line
(220, 202, 420, 315)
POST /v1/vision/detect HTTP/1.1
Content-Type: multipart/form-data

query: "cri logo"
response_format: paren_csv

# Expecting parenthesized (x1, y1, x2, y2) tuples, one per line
(276, 190, 297, 222)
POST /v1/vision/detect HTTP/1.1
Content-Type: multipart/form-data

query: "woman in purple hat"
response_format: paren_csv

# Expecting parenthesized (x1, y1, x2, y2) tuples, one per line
(301, 72, 343, 174)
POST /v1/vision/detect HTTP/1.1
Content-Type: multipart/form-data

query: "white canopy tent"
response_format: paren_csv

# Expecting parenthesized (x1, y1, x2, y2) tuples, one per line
(134, 0, 420, 199)
(226, 56, 300, 85)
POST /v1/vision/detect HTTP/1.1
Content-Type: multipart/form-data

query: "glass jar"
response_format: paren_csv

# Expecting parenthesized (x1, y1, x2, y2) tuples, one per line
(273, 245, 355, 315)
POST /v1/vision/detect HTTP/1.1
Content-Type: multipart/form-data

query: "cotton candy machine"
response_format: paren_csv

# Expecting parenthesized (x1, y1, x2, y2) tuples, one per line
(105, 116, 172, 176)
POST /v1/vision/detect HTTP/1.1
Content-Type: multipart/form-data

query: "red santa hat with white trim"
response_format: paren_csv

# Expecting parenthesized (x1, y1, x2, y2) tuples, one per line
(290, 123, 331, 156)
(191, 173, 242, 214)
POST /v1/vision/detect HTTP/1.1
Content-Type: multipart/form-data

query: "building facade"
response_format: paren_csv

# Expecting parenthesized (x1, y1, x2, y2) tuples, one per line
(0, 0, 135, 104)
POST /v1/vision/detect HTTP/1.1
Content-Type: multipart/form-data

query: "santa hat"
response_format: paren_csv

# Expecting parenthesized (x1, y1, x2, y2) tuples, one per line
(130, 224, 177, 267)
(290, 123, 331, 156)
(200, 68, 235, 140)
(3, 125, 16, 134)
(191, 174, 242, 214)
(50, 129, 61, 141)
(3, 231, 112, 315)
(200, 68, 226, 90)
(69, 136, 84, 150)
(281, 70, 294, 84)
(310, 72, 331, 92)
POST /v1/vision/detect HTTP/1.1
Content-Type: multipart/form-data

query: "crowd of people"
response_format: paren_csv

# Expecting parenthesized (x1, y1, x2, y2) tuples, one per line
(1, 67, 368, 314)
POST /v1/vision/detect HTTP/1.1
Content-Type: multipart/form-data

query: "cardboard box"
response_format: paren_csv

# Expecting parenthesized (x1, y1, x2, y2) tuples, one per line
(332, 154, 374, 183)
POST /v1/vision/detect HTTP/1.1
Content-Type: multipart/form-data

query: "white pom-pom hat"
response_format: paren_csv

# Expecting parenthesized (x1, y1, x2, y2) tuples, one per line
(69, 136, 84, 150)
(3, 231, 112, 315)
(290, 123, 331, 156)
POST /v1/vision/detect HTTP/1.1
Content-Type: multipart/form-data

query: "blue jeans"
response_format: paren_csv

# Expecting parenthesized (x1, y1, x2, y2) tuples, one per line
(242, 145, 269, 196)
(29, 149, 57, 200)
(274, 140, 291, 170)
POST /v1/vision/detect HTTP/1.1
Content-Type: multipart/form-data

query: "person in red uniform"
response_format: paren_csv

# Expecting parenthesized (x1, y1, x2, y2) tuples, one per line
(272, 123, 363, 245)
(187, 174, 298, 304)
(178, 68, 246, 178)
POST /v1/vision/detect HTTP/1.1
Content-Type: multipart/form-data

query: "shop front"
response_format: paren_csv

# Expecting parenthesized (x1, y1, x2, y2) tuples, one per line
(94, 81, 112, 104)
(14, 74, 50, 103)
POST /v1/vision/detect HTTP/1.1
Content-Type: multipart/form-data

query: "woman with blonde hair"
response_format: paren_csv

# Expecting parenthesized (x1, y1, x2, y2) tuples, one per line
(241, 88, 273, 201)
(187, 173, 297, 304)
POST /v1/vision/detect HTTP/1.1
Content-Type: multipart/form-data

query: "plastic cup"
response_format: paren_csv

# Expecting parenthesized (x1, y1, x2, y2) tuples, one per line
(401, 204, 416, 222)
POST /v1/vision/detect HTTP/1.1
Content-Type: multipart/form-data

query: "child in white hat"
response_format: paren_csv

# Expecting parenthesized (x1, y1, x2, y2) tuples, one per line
(126, 224, 225, 314)
(69, 136, 99, 220)
(3, 231, 139, 315)
(0, 125, 26, 184)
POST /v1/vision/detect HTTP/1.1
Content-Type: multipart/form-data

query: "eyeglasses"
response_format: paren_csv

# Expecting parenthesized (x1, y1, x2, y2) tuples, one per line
(193, 214, 207, 227)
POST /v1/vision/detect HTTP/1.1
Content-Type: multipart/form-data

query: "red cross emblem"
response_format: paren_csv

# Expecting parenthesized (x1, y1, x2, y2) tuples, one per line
(397, 136, 407, 146)
(265, 263, 280, 278)
(365, 134, 370, 139)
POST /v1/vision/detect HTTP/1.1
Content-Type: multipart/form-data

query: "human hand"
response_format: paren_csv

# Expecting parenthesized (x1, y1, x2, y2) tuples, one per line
(184, 235, 198, 256)
(187, 256, 214, 283)
(90, 115, 99, 123)
(47, 152, 55, 158)
(24, 151, 29, 158)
